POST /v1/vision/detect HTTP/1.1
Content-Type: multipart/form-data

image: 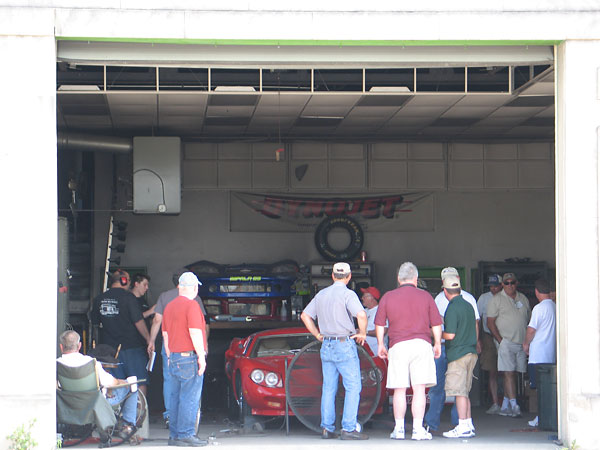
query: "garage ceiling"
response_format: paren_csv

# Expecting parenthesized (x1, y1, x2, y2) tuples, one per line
(56, 43, 555, 142)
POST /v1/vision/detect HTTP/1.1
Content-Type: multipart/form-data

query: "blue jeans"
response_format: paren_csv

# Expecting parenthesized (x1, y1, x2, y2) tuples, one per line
(424, 345, 458, 430)
(320, 339, 361, 433)
(118, 347, 148, 386)
(162, 344, 171, 420)
(107, 387, 138, 426)
(168, 352, 204, 440)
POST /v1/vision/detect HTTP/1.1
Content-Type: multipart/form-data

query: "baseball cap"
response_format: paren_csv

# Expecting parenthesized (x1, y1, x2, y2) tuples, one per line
(502, 273, 518, 283)
(178, 271, 202, 287)
(360, 286, 381, 300)
(442, 275, 461, 290)
(487, 274, 502, 286)
(332, 262, 351, 275)
(441, 267, 459, 280)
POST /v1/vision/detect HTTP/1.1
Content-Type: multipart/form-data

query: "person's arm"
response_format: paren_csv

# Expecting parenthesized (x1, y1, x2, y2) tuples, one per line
(523, 326, 536, 355)
(148, 312, 163, 355)
(487, 317, 502, 344)
(475, 319, 481, 354)
(443, 331, 456, 340)
(351, 310, 367, 345)
(142, 304, 156, 319)
(375, 324, 388, 359)
(431, 324, 442, 358)
(189, 328, 207, 376)
(134, 319, 151, 345)
(301, 312, 323, 341)
(162, 331, 170, 360)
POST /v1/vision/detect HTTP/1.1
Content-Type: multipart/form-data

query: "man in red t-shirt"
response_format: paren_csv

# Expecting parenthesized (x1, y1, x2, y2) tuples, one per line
(162, 272, 208, 447)
(374, 262, 442, 441)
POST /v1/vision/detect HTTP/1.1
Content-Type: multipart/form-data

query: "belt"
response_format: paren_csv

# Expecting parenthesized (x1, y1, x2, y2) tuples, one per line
(323, 336, 351, 341)
(173, 351, 196, 357)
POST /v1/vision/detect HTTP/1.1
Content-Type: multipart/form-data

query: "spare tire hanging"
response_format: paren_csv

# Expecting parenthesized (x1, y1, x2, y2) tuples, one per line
(314, 215, 364, 261)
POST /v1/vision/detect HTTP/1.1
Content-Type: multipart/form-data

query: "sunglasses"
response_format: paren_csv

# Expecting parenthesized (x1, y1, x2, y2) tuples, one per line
(503, 281, 517, 286)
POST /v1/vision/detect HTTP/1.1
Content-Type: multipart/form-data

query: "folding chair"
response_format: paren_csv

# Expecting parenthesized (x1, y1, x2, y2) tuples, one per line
(56, 359, 144, 447)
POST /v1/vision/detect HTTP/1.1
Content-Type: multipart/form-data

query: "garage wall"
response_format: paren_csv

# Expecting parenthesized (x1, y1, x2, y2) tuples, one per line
(104, 140, 555, 299)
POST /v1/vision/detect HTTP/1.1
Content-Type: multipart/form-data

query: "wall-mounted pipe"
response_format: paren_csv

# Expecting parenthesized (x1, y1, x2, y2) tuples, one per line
(58, 132, 132, 153)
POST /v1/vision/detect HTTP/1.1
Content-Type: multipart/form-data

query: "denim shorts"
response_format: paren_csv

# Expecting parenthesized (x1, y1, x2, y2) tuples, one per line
(119, 347, 149, 385)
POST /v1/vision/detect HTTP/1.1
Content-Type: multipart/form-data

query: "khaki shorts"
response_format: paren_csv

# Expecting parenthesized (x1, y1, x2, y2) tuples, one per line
(445, 353, 478, 397)
(479, 332, 498, 371)
(496, 339, 527, 373)
(386, 339, 436, 389)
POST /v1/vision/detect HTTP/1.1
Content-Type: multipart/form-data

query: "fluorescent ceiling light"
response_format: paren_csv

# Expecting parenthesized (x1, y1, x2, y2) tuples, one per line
(214, 86, 256, 92)
(57, 85, 101, 91)
(369, 86, 411, 92)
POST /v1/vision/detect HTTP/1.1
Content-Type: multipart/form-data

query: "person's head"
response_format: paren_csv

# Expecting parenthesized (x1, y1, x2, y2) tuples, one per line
(442, 275, 461, 299)
(59, 330, 81, 354)
(502, 273, 518, 298)
(177, 272, 202, 299)
(109, 269, 130, 289)
(360, 286, 381, 309)
(441, 267, 461, 299)
(131, 273, 150, 298)
(397, 262, 418, 286)
(534, 278, 551, 301)
(487, 274, 503, 295)
(331, 262, 352, 285)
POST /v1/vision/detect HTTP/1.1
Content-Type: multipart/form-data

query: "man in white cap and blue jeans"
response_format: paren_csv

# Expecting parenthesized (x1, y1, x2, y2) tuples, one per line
(162, 272, 208, 447)
(425, 267, 480, 436)
(301, 262, 368, 440)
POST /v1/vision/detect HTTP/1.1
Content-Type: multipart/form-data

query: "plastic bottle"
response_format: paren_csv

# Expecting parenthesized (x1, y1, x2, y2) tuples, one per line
(280, 300, 288, 321)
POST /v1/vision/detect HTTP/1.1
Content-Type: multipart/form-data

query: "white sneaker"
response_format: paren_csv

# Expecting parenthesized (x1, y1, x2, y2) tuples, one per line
(499, 405, 513, 416)
(390, 428, 405, 440)
(443, 426, 473, 439)
(528, 416, 539, 427)
(486, 404, 501, 415)
(469, 426, 476, 437)
(411, 427, 432, 441)
(511, 404, 522, 417)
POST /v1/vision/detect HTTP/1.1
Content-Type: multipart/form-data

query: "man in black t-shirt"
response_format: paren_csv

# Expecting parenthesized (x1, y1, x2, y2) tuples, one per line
(91, 269, 151, 396)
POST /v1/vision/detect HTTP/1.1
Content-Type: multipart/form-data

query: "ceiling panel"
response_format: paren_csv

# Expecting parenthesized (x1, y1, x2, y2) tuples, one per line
(408, 94, 464, 107)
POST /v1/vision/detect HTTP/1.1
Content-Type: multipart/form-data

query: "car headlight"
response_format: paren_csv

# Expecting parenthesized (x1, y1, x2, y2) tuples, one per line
(208, 284, 217, 293)
(265, 372, 279, 387)
(250, 369, 265, 384)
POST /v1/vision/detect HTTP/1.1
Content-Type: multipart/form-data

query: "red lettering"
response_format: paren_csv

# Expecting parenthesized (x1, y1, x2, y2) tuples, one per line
(360, 199, 381, 219)
(345, 199, 362, 215)
(302, 201, 326, 218)
(381, 196, 404, 218)
(324, 201, 346, 216)
(286, 200, 304, 217)
(260, 197, 284, 218)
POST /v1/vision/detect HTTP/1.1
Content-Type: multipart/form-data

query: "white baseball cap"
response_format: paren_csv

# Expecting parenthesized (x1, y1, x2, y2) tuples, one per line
(178, 272, 202, 287)
(332, 262, 351, 275)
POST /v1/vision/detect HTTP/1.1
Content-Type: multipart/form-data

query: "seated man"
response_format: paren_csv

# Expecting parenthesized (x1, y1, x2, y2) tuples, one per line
(58, 330, 138, 437)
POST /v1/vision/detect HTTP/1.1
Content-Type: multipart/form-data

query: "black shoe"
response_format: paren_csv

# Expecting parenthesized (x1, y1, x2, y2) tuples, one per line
(340, 430, 369, 440)
(321, 429, 338, 439)
(176, 436, 208, 447)
(168, 438, 178, 446)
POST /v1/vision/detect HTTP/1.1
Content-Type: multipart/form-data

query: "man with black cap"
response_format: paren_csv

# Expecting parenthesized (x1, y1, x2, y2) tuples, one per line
(487, 272, 531, 418)
(162, 272, 208, 447)
(301, 262, 368, 440)
(477, 274, 503, 414)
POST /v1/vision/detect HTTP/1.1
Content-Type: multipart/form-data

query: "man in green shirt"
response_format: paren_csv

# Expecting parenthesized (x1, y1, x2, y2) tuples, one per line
(441, 275, 478, 439)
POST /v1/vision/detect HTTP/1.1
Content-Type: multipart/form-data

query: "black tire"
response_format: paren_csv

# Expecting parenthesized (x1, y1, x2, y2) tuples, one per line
(234, 374, 252, 426)
(58, 424, 94, 448)
(314, 216, 364, 261)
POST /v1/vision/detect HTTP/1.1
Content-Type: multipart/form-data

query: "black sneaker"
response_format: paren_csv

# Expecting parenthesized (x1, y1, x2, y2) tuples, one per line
(321, 429, 338, 439)
(177, 436, 208, 447)
(340, 430, 369, 440)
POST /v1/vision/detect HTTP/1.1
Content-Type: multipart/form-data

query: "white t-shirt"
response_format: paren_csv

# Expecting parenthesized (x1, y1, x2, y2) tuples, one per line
(528, 298, 556, 364)
(57, 352, 116, 393)
(477, 291, 495, 334)
(365, 305, 387, 355)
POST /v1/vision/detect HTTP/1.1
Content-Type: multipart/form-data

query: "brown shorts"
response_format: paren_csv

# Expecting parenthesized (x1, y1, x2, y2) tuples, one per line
(445, 353, 478, 397)
(479, 332, 498, 371)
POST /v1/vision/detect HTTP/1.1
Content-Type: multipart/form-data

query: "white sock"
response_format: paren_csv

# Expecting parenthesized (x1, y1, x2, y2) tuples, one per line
(459, 419, 470, 430)
(501, 397, 509, 409)
(394, 419, 404, 431)
(412, 418, 423, 430)
(467, 418, 474, 430)
(509, 398, 518, 408)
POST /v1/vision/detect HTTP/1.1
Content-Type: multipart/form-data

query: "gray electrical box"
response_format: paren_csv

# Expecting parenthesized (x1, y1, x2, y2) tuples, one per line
(133, 137, 181, 214)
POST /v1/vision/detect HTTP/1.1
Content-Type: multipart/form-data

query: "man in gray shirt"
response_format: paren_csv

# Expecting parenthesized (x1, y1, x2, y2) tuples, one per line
(301, 262, 368, 440)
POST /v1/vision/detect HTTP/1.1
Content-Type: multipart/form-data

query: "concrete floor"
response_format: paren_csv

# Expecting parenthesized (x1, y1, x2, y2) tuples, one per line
(74, 406, 562, 449)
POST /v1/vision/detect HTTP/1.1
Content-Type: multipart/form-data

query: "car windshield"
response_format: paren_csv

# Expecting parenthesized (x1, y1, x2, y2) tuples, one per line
(252, 334, 316, 357)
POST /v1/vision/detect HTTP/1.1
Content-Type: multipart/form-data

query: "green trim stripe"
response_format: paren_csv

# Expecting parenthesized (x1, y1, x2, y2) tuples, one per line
(56, 37, 561, 46)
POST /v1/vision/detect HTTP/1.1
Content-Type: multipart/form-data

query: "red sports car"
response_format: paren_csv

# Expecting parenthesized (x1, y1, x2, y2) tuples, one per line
(224, 327, 388, 430)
